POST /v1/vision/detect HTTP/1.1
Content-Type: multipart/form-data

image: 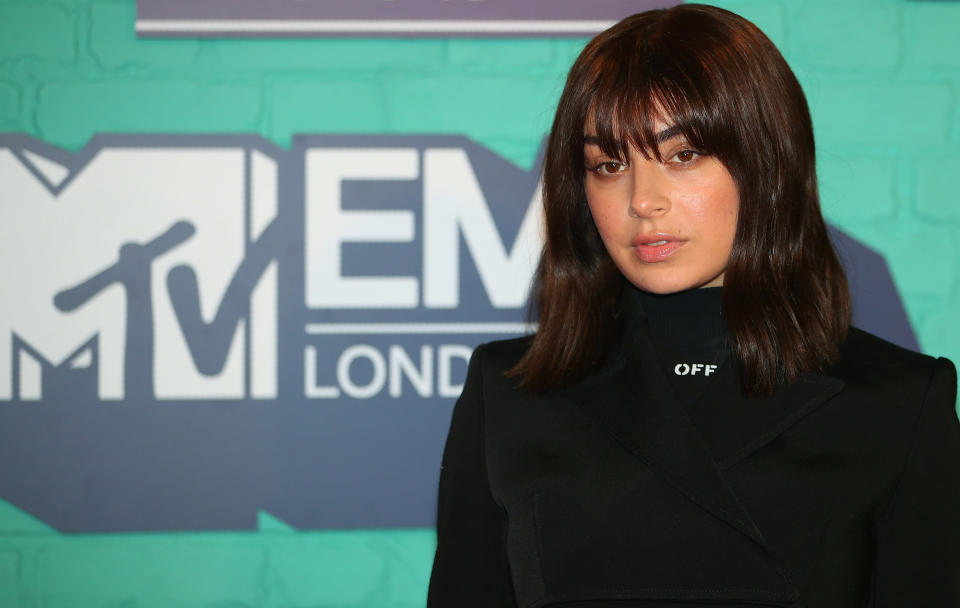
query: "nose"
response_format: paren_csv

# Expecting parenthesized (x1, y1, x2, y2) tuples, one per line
(628, 164, 670, 219)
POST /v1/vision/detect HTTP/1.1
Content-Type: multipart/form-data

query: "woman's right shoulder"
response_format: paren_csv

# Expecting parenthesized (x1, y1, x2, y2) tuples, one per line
(472, 335, 534, 372)
(460, 335, 534, 400)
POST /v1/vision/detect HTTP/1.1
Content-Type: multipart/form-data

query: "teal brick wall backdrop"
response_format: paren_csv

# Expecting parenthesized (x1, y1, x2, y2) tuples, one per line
(1, 0, 958, 605)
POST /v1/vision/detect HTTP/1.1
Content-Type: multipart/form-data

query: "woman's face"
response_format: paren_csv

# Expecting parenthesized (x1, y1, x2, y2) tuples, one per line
(584, 119, 739, 294)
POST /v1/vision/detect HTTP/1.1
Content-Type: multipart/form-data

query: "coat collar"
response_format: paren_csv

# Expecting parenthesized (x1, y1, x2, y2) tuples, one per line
(572, 291, 844, 579)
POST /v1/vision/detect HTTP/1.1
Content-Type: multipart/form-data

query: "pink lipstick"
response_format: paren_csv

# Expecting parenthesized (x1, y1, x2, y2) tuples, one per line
(632, 235, 685, 263)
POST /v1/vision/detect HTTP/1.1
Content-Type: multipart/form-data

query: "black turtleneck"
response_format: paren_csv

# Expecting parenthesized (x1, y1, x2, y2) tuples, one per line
(631, 286, 728, 411)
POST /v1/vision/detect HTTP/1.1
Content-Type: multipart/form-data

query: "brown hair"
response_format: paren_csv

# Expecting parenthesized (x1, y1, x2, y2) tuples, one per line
(509, 4, 850, 395)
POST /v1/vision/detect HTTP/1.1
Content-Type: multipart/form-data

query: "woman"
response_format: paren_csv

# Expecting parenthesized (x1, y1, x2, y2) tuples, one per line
(428, 5, 960, 607)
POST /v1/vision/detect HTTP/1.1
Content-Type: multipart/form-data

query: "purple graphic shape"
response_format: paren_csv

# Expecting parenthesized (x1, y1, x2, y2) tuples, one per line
(136, 0, 681, 37)
(830, 226, 920, 352)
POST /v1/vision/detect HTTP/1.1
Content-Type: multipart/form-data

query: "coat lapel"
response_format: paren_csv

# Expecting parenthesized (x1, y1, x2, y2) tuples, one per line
(574, 299, 844, 560)
(690, 360, 844, 470)
(575, 316, 768, 550)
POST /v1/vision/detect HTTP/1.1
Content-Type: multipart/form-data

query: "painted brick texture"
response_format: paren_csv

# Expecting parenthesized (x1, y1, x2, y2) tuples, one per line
(0, 80, 18, 125)
(90, 3, 198, 70)
(0, 4, 74, 64)
(1, 526, 434, 607)
(0, 0, 958, 606)
(0, 550, 21, 608)
(37, 82, 263, 146)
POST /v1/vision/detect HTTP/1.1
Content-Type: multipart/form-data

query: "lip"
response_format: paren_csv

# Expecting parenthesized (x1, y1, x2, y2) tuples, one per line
(631, 234, 686, 263)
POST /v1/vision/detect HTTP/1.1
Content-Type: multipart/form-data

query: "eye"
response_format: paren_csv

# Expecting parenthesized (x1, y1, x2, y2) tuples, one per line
(670, 149, 701, 164)
(587, 160, 628, 176)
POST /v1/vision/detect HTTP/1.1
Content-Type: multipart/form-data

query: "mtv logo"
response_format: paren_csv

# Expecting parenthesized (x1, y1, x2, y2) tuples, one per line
(0, 135, 279, 401)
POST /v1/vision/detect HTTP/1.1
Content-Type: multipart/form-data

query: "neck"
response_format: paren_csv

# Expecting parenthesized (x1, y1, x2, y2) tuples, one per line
(630, 285, 726, 350)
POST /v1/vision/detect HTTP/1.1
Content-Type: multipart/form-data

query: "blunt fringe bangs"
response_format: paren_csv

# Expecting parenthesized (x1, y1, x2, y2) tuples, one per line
(509, 4, 851, 396)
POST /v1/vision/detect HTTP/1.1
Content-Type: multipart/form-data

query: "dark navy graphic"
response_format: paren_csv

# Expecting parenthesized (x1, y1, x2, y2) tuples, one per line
(0, 133, 915, 532)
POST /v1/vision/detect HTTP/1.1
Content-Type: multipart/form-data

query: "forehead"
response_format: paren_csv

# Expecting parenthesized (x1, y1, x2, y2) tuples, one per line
(582, 118, 685, 158)
(583, 119, 678, 138)
(582, 104, 672, 133)
(580, 91, 703, 161)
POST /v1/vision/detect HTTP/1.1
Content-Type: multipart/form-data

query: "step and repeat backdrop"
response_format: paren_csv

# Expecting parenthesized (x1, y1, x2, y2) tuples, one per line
(1, 0, 958, 606)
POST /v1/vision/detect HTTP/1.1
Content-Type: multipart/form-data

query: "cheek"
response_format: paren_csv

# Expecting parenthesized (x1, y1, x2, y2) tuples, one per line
(711, 192, 739, 258)
(685, 181, 739, 242)
(718, 184, 740, 234)
(589, 208, 628, 256)
(585, 182, 631, 241)
(585, 192, 616, 239)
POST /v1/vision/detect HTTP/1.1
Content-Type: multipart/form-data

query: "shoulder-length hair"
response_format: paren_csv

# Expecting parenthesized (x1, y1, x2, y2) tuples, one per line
(509, 3, 850, 396)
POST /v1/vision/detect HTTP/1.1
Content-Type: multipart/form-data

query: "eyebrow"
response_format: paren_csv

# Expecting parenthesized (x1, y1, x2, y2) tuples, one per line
(583, 125, 683, 146)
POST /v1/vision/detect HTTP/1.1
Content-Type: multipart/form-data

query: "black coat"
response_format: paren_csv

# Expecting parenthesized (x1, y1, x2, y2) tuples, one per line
(427, 303, 960, 608)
